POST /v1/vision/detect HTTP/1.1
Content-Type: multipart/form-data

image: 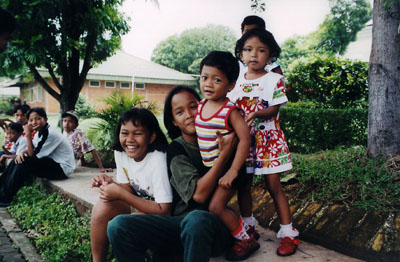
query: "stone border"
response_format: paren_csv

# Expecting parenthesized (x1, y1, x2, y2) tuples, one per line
(0, 208, 43, 262)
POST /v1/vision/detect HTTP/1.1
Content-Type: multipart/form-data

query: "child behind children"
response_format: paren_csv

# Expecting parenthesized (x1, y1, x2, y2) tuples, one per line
(240, 15, 283, 75)
(195, 51, 259, 261)
(0, 107, 75, 207)
(228, 28, 300, 256)
(90, 108, 172, 262)
(62, 110, 112, 172)
(0, 122, 26, 168)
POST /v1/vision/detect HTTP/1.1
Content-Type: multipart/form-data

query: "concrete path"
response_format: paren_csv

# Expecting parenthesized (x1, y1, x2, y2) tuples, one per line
(45, 167, 364, 262)
(0, 208, 43, 262)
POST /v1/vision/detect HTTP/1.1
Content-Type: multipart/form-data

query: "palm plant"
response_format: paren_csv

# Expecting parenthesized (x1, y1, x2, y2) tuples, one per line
(89, 91, 158, 151)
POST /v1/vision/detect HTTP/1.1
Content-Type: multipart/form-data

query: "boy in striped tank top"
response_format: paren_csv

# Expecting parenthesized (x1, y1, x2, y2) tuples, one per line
(195, 51, 259, 261)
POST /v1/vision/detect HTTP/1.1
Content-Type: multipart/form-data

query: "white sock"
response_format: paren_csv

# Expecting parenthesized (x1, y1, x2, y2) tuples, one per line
(243, 215, 258, 227)
(277, 223, 299, 239)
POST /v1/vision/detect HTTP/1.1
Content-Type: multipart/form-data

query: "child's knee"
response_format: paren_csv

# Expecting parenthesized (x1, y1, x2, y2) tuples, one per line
(91, 201, 112, 223)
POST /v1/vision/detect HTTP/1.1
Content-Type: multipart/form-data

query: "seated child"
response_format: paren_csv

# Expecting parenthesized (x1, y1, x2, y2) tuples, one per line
(0, 107, 75, 207)
(90, 108, 172, 262)
(2, 104, 31, 154)
(0, 122, 26, 168)
(62, 110, 112, 172)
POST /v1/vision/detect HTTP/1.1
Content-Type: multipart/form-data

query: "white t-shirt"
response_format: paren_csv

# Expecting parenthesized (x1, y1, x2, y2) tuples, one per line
(10, 135, 27, 155)
(114, 150, 173, 204)
(33, 125, 76, 177)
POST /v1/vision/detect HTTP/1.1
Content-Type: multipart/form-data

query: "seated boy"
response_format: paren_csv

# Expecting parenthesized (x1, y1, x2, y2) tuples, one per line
(62, 111, 112, 172)
(0, 122, 26, 168)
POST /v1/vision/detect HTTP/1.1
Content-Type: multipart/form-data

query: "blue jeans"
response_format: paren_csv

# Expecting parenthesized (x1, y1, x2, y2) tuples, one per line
(107, 210, 232, 262)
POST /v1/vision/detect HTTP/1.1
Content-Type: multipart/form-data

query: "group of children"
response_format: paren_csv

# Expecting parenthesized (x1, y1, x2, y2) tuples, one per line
(0, 105, 110, 207)
(88, 15, 299, 262)
(2, 6, 298, 261)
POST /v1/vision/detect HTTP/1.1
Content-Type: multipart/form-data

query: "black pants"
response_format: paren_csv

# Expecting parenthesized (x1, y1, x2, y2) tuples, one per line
(0, 156, 67, 203)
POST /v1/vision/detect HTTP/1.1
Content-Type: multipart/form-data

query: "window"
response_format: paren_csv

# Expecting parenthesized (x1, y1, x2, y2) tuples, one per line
(89, 80, 100, 88)
(23, 88, 29, 102)
(120, 82, 130, 89)
(38, 86, 43, 101)
(29, 87, 34, 102)
(135, 83, 145, 90)
(105, 81, 116, 88)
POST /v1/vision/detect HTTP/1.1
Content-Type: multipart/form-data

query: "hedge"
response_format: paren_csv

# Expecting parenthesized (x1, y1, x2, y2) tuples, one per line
(280, 107, 368, 153)
(285, 55, 368, 109)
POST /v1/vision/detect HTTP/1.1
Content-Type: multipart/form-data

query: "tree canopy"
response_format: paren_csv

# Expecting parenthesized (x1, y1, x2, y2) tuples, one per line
(0, 0, 130, 112)
(279, 0, 371, 68)
(151, 24, 237, 75)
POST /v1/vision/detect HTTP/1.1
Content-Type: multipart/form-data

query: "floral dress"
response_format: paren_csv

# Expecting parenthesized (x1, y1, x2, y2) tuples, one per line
(227, 72, 292, 175)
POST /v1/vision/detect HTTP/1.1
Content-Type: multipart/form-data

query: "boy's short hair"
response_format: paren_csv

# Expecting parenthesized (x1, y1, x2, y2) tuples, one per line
(241, 15, 265, 32)
(200, 51, 239, 84)
(8, 122, 23, 133)
(61, 110, 79, 124)
(13, 104, 30, 115)
(0, 8, 17, 35)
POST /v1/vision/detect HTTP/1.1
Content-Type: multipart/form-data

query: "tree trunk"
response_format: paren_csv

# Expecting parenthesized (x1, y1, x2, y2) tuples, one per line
(368, 0, 400, 159)
(59, 83, 80, 113)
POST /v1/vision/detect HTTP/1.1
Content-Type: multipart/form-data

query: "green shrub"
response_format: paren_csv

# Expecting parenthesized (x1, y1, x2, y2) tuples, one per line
(292, 147, 400, 212)
(74, 95, 97, 119)
(285, 55, 368, 109)
(0, 96, 18, 115)
(88, 92, 158, 151)
(87, 92, 159, 166)
(280, 106, 367, 153)
(7, 185, 92, 262)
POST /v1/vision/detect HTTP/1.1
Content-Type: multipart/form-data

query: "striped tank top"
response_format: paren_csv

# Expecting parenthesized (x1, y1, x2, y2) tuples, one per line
(195, 99, 236, 167)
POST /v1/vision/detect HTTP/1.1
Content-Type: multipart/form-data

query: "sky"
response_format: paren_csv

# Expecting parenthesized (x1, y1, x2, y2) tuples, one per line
(119, 0, 334, 61)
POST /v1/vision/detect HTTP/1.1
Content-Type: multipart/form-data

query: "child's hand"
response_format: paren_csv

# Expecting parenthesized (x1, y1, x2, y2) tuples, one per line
(23, 123, 33, 135)
(218, 169, 238, 189)
(92, 174, 114, 187)
(15, 152, 27, 164)
(0, 118, 11, 131)
(99, 183, 121, 201)
(217, 131, 237, 158)
(99, 167, 113, 173)
(245, 112, 257, 126)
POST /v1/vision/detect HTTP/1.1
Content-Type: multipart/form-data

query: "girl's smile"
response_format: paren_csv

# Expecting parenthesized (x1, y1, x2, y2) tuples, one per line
(119, 121, 155, 162)
(28, 112, 47, 131)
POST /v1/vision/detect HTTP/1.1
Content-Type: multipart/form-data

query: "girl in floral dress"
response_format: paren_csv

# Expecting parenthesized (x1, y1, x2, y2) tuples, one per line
(228, 28, 300, 256)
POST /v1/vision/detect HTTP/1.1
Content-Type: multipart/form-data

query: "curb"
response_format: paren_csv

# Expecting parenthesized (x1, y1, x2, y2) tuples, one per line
(0, 207, 44, 262)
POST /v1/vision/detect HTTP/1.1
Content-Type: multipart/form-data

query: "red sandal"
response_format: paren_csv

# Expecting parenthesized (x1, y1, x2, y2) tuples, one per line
(277, 237, 300, 256)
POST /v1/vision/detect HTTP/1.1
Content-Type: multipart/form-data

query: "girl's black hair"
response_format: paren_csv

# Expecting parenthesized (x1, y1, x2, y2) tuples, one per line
(26, 107, 47, 119)
(200, 51, 239, 84)
(0, 8, 17, 35)
(241, 15, 265, 32)
(163, 86, 201, 140)
(8, 122, 23, 133)
(235, 28, 281, 62)
(112, 108, 168, 153)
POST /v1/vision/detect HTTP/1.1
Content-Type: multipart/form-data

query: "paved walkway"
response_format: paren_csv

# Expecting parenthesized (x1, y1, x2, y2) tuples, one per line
(0, 208, 43, 262)
(47, 167, 364, 262)
(0, 222, 25, 262)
